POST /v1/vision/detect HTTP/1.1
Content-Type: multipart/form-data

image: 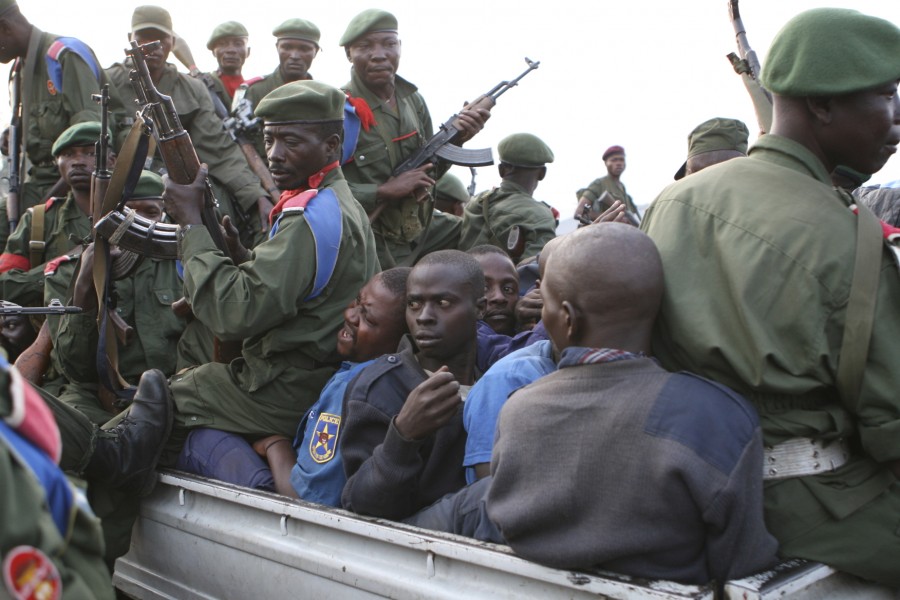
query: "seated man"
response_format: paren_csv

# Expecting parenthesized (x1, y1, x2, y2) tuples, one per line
(406, 223, 779, 585)
(467, 245, 519, 336)
(340, 250, 485, 519)
(177, 267, 411, 507)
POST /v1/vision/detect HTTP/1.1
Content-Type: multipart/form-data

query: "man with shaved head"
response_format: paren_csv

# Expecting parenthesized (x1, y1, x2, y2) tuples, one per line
(406, 224, 777, 585)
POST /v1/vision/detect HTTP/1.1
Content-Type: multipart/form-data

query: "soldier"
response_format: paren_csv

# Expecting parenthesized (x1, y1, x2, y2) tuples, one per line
(206, 21, 256, 109)
(0, 122, 110, 306)
(156, 80, 378, 467)
(574, 145, 639, 221)
(0, 0, 104, 247)
(641, 8, 900, 586)
(339, 9, 489, 267)
(459, 133, 557, 261)
(673, 117, 749, 179)
(106, 5, 272, 249)
(433, 173, 470, 217)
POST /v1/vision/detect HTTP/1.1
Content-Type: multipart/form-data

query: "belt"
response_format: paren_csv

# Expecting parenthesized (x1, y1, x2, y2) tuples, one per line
(763, 438, 850, 481)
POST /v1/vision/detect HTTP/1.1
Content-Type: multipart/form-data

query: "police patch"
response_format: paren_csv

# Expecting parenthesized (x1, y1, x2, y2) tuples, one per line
(309, 412, 341, 464)
(3, 545, 62, 600)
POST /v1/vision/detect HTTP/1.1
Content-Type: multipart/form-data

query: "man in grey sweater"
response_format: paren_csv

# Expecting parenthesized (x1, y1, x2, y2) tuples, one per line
(406, 223, 778, 585)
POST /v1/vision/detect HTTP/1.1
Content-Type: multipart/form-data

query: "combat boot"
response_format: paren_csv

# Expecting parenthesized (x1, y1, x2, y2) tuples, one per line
(83, 369, 173, 497)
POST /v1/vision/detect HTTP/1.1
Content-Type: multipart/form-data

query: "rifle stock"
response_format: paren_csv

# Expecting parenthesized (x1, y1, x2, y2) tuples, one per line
(727, 0, 772, 134)
(7, 60, 23, 231)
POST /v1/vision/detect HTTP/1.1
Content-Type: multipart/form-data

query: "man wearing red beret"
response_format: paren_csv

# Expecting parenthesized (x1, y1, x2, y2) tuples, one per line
(574, 145, 639, 221)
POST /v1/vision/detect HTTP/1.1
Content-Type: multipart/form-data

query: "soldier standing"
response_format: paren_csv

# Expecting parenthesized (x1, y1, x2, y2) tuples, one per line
(206, 21, 256, 109)
(574, 145, 639, 221)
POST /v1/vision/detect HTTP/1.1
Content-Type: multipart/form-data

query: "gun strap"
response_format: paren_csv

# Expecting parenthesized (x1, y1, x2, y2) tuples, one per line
(479, 189, 504, 248)
(28, 204, 46, 269)
(837, 199, 883, 413)
(19, 29, 44, 175)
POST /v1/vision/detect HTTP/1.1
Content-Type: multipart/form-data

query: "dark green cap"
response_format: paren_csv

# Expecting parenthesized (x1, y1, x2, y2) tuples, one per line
(435, 174, 469, 204)
(761, 8, 900, 96)
(52, 122, 104, 157)
(498, 133, 554, 168)
(207, 21, 249, 50)
(129, 171, 164, 200)
(674, 118, 749, 179)
(340, 9, 398, 47)
(132, 5, 174, 36)
(255, 80, 345, 125)
(0, 0, 17, 18)
(273, 18, 320, 46)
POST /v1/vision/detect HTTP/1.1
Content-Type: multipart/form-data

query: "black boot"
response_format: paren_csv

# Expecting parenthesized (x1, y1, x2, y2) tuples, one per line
(84, 369, 173, 497)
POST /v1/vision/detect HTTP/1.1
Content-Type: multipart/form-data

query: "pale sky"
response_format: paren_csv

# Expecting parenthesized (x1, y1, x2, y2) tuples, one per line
(4, 0, 900, 219)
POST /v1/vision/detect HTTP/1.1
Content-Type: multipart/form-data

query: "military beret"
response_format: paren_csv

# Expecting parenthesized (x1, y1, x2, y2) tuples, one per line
(340, 9, 398, 47)
(602, 145, 625, 161)
(761, 8, 900, 96)
(0, 0, 17, 18)
(52, 121, 105, 157)
(129, 171, 164, 200)
(255, 80, 345, 124)
(273, 18, 321, 46)
(435, 174, 469, 204)
(207, 21, 248, 50)
(131, 5, 174, 37)
(498, 133, 554, 168)
(674, 118, 749, 179)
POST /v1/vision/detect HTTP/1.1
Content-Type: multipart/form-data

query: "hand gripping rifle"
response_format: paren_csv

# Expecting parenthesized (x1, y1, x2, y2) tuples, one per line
(726, 0, 772, 134)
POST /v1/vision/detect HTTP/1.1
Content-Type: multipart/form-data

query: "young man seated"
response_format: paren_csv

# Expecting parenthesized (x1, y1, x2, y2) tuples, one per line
(467, 245, 519, 336)
(340, 250, 485, 520)
(176, 268, 410, 507)
(406, 223, 779, 585)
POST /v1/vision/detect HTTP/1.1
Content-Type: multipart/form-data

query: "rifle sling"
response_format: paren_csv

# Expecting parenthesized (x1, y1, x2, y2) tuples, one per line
(19, 29, 44, 176)
(28, 204, 46, 269)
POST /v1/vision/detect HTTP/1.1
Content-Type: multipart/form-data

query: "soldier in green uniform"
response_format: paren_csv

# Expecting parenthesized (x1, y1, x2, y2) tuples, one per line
(0, 0, 104, 248)
(339, 9, 489, 267)
(0, 122, 109, 307)
(641, 8, 900, 586)
(206, 21, 254, 109)
(459, 133, 556, 261)
(673, 117, 749, 180)
(575, 145, 639, 221)
(106, 6, 271, 249)
(156, 80, 378, 466)
(433, 173, 470, 217)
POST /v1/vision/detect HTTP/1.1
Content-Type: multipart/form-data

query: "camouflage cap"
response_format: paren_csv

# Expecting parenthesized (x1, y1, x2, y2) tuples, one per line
(435, 174, 469, 204)
(0, 0, 17, 18)
(131, 5, 174, 37)
(340, 9, 398, 47)
(674, 118, 749, 179)
(207, 21, 249, 50)
(498, 133, 554, 168)
(761, 8, 900, 96)
(602, 145, 625, 161)
(129, 170, 164, 200)
(273, 18, 321, 46)
(52, 122, 104, 157)
(255, 80, 345, 125)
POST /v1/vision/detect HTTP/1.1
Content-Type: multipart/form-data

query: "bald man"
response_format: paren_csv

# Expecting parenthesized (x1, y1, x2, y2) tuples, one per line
(406, 224, 777, 585)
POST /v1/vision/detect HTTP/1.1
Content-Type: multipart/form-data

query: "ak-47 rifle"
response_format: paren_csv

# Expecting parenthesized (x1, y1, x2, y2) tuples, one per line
(0, 299, 82, 316)
(172, 38, 280, 212)
(726, 0, 772, 134)
(90, 85, 112, 224)
(7, 60, 23, 231)
(369, 58, 540, 224)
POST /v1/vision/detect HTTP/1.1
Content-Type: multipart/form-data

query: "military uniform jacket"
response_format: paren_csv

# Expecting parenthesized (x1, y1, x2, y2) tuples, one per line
(577, 175, 638, 216)
(341, 70, 449, 244)
(106, 61, 266, 218)
(244, 67, 310, 161)
(459, 180, 556, 258)
(179, 167, 377, 404)
(641, 134, 900, 539)
(0, 194, 90, 306)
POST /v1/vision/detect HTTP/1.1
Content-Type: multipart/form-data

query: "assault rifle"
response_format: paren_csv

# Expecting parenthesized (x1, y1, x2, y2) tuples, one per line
(726, 0, 772, 134)
(0, 299, 82, 316)
(90, 85, 112, 224)
(6, 60, 23, 231)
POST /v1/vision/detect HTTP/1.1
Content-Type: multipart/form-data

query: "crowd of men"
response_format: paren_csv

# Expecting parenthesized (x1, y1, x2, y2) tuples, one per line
(1, 0, 900, 596)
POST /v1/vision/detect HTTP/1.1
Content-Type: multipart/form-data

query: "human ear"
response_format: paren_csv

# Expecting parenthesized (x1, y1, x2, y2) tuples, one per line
(475, 296, 487, 320)
(806, 96, 834, 125)
(562, 300, 579, 345)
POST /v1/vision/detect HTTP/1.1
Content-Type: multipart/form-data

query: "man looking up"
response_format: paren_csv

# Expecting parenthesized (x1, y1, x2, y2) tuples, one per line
(339, 9, 490, 267)
(340, 250, 485, 519)
(642, 8, 900, 586)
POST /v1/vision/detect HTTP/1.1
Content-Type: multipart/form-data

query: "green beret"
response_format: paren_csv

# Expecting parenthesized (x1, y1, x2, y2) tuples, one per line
(207, 21, 248, 50)
(0, 0, 17, 18)
(674, 118, 749, 179)
(273, 18, 320, 46)
(498, 133, 554, 168)
(435, 174, 469, 204)
(129, 171, 164, 200)
(52, 122, 105, 157)
(340, 9, 398, 47)
(255, 80, 345, 125)
(131, 5, 174, 36)
(761, 8, 900, 96)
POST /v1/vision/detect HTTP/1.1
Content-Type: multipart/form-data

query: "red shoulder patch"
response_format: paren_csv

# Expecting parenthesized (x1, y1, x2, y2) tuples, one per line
(43, 197, 61, 211)
(243, 76, 264, 87)
(44, 254, 74, 276)
(3, 546, 62, 600)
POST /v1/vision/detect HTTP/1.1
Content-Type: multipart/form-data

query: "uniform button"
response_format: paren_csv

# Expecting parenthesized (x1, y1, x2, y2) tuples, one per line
(359, 155, 366, 160)
(387, 355, 397, 363)
(162, 294, 170, 301)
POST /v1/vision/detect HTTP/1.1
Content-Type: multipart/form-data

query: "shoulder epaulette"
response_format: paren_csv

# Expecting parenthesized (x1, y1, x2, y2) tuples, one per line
(45, 37, 102, 93)
(43, 197, 62, 211)
(244, 75, 264, 86)
(43, 253, 76, 276)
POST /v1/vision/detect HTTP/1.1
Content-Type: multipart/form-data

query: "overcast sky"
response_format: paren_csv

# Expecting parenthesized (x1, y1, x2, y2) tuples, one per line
(4, 0, 900, 218)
